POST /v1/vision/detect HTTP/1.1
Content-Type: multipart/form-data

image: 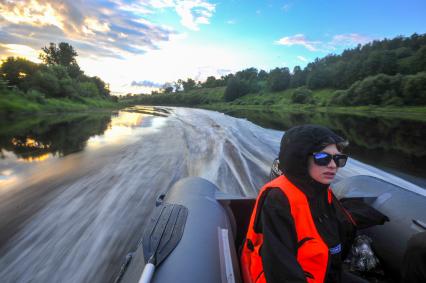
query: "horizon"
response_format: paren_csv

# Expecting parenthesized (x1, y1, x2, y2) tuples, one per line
(1, 0, 425, 95)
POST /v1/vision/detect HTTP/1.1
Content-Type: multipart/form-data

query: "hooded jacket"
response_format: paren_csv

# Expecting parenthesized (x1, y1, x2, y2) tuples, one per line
(241, 125, 355, 283)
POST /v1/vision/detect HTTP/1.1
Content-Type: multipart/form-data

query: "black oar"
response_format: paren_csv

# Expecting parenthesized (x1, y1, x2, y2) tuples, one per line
(138, 203, 188, 283)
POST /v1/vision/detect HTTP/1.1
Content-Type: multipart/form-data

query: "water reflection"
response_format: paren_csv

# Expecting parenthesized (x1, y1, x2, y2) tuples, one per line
(223, 108, 426, 182)
(0, 113, 112, 161)
(124, 105, 171, 117)
(0, 106, 169, 188)
(0, 106, 169, 162)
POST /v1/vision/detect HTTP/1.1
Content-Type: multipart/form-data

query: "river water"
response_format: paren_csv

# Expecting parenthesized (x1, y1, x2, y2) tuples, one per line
(0, 106, 424, 283)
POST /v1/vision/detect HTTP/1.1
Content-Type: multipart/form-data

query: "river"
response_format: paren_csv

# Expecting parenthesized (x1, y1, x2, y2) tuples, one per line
(0, 106, 424, 283)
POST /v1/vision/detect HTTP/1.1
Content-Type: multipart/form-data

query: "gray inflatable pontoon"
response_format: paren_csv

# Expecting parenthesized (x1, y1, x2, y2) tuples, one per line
(116, 175, 426, 283)
(332, 175, 426, 273)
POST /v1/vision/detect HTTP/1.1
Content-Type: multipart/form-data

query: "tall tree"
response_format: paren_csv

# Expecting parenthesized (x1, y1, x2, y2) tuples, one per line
(268, 67, 291, 91)
(182, 78, 196, 91)
(290, 66, 306, 88)
(173, 80, 183, 92)
(224, 78, 249, 101)
(91, 76, 110, 97)
(258, 70, 268, 81)
(39, 42, 78, 67)
(203, 76, 217, 88)
(162, 82, 174, 93)
(235, 68, 258, 82)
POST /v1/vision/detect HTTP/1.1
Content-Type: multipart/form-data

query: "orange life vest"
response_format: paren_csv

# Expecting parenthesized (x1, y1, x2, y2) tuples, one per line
(240, 175, 334, 283)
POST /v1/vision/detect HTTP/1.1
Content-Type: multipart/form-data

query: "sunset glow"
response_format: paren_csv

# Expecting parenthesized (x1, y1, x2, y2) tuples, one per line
(0, 0, 64, 30)
(1, 0, 425, 94)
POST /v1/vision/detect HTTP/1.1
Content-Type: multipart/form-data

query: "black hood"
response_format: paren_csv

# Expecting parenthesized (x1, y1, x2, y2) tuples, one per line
(278, 124, 347, 194)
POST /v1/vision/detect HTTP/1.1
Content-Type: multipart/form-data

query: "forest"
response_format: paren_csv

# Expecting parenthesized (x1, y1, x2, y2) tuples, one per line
(131, 33, 426, 107)
(0, 42, 116, 114)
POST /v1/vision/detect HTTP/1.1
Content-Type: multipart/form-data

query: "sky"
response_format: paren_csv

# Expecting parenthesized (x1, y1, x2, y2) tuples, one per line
(0, 0, 425, 95)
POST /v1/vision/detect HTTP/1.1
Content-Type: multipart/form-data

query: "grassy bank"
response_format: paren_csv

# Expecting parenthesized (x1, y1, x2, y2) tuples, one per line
(203, 103, 426, 122)
(0, 92, 120, 115)
(129, 87, 426, 121)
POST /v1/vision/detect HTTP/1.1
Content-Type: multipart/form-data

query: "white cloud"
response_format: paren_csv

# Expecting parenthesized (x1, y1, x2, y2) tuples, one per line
(140, 0, 216, 31)
(0, 0, 176, 59)
(115, 1, 153, 14)
(83, 18, 110, 33)
(275, 34, 320, 51)
(226, 19, 236, 25)
(297, 55, 308, 62)
(175, 1, 215, 31)
(0, 44, 40, 62)
(0, 0, 216, 60)
(330, 33, 371, 47)
(276, 33, 373, 52)
(0, 0, 65, 30)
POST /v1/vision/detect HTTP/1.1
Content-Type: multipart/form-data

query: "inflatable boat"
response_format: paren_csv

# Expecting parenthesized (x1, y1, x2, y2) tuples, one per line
(115, 175, 426, 283)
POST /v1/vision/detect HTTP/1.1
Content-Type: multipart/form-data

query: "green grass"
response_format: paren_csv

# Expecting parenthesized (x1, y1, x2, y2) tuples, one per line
(196, 88, 426, 122)
(184, 86, 225, 100)
(202, 103, 426, 122)
(0, 92, 119, 115)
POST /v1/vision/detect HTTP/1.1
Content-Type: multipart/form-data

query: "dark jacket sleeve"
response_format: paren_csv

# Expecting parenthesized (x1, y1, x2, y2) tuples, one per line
(258, 188, 308, 283)
(339, 198, 389, 229)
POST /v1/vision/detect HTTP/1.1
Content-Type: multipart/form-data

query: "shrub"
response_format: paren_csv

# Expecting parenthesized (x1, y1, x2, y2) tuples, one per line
(25, 89, 46, 103)
(0, 77, 8, 91)
(402, 72, 426, 105)
(291, 87, 314, 104)
(31, 69, 60, 97)
(329, 90, 349, 105)
(59, 77, 78, 98)
(78, 82, 100, 97)
(346, 73, 403, 105)
(383, 96, 404, 106)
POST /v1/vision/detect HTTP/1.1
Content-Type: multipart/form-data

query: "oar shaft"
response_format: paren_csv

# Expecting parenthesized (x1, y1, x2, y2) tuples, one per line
(138, 263, 155, 283)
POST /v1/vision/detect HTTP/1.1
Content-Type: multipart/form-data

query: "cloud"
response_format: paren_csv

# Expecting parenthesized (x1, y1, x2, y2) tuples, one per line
(145, 0, 216, 31)
(297, 55, 308, 62)
(330, 33, 372, 47)
(131, 80, 163, 88)
(276, 33, 373, 52)
(0, 0, 216, 60)
(226, 20, 236, 25)
(174, 1, 215, 31)
(275, 34, 320, 51)
(0, 43, 40, 61)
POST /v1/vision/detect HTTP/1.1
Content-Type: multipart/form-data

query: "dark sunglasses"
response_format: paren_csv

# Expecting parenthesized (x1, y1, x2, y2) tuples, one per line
(312, 152, 348, 167)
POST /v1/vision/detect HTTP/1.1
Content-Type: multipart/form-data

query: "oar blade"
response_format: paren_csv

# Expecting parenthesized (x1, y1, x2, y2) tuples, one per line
(142, 204, 188, 265)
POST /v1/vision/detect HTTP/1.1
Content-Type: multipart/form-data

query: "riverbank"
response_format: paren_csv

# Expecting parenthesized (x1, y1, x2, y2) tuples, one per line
(0, 92, 119, 115)
(202, 103, 426, 122)
(127, 87, 426, 122)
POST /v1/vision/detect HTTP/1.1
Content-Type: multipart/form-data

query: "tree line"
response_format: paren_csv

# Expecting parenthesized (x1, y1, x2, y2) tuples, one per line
(149, 33, 426, 106)
(0, 42, 114, 103)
